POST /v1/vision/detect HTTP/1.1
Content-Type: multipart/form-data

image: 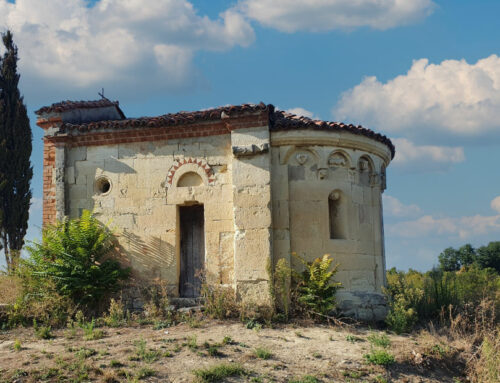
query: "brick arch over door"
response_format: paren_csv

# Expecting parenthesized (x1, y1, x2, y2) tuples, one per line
(166, 157, 215, 188)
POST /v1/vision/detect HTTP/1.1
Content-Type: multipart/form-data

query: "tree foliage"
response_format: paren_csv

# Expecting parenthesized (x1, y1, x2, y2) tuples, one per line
(23, 210, 129, 312)
(0, 30, 32, 272)
(438, 242, 500, 273)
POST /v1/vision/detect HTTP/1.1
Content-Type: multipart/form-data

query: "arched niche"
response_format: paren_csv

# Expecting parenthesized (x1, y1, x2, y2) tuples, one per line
(328, 190, 347, 240)
(358, 155, 374, 187)
(177, 172, 203, 187)
(328, 150, 351, 168)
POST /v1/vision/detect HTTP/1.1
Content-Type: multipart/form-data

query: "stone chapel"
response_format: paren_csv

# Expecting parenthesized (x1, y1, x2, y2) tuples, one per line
(36, 100, 394, 320)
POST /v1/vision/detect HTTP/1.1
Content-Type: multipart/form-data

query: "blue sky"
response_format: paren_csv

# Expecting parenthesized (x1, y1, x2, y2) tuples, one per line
(1, 0, 500, 271)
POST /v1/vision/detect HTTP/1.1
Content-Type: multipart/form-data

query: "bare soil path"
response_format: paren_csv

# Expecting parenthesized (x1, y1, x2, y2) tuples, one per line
(0, 320, 466, 382)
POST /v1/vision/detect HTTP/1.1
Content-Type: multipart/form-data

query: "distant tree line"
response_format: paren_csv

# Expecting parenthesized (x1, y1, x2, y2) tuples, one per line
(438, 241, 500, 273)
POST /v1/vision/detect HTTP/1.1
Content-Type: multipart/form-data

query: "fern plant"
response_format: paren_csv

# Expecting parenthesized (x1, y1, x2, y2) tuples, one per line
(293, 253, 342, 317)
(23, 210, 129, 311)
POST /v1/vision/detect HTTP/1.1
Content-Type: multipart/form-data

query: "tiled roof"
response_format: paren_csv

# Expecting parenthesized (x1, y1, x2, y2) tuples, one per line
(38, 100, 394, 158)
(35, 99, 123, 115)
(270, 110, 395, 158)
(57, 103, 269, 133)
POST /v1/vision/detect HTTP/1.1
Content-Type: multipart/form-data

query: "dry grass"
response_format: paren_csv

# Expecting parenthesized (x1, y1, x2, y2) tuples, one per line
(0, 274, 21, 304)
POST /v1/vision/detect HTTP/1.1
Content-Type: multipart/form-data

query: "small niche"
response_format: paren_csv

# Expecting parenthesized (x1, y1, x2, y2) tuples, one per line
(177, 172, 203, 187)
(95, 176, 112, 195)
(329, 191, 346, 240)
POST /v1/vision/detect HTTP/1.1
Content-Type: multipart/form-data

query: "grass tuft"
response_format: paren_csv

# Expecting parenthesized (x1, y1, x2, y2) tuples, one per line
(193, 363, 246, 383)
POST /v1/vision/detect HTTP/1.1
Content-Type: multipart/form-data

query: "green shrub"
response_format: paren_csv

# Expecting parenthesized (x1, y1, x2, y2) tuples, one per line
(293, 253, 342, 317)
(384, 266, 500, 333)
(23, 210, 129, 313)
(367, 333, 391, 348)
(33, 319, 53, 340)
(192, 363, 246, 383)
(363, 349, 395, 366)
(81, 319, 104, 340)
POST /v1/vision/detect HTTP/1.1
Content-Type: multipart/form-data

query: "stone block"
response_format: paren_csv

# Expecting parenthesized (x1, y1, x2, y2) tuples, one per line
(272, 200, 289, 229)
(66, 166, 75, 184)
(67, 147, 87, 165)
(232, 157, 271, 187)
(234, 206, 271, 230)
(68, 185, 87, 200)
(234, 228, 272, 280)
(87, 145, 118, 162)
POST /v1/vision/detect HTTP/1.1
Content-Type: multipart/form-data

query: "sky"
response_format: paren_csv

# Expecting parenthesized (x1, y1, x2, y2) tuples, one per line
(1, 0, 500, 271)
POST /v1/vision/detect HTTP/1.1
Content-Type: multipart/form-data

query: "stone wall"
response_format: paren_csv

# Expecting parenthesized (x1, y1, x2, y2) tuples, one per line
(64, 134, 236, 302)
(270, 130, 391, 321)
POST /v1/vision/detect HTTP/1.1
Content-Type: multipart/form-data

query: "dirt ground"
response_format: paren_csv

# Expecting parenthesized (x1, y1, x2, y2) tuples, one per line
(0, 319, 468, 383)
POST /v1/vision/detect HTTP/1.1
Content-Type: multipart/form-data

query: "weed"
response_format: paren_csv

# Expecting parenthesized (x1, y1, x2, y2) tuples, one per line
(192, 363, 246, 383)
(76, 347, 97, 359)
(289, 375, 321, 383)
(33, 320, 53, 340)
(311, 352, 322, 359)
(110, 360, 125, 368)
(204, 342, 222, 357)
(13, 339, 21, 351)
(103, 299, 126, 327)
(346, 335, 362, 343)
(136, 367, 156, 379)
(222, 335, 234, 345)
(363, 349, 395, 366)
(293, 253, 342, 317)
(188, 335, 198, 350)
(153, 320, 173, 330)
(82, 319, 105, 340)
(254, 347, 272, 360)
(133, 339, 160, 363)
(367, 333, 391, 349)
(373, 375, 388, 383)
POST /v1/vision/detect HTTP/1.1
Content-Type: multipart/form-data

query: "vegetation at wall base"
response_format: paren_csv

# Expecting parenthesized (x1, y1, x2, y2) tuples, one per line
(5, 210, 129, 326)
(292, 253, 343, 318)
(0, 30, 33, 273)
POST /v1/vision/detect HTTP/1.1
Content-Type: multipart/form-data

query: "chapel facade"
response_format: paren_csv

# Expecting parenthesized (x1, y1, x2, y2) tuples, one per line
(36, 100, 394, 320)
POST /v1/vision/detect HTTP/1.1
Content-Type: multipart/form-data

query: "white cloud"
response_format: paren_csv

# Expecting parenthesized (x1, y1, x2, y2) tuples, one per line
(238, 0, 435, 33)
(391, 138, 465, 172)
(334, 55, 500, 142)
(0, 0, 254, 94)
(285, 107, 318, 119)
(29, 197, 42, 214)
(387, 214, 500, 240)
(383, 195, 421, 218)
(491, 196, 500, 214)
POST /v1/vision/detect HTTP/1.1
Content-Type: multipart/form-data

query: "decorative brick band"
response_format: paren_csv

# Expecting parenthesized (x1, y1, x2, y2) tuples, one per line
(166, 158, 214, 188)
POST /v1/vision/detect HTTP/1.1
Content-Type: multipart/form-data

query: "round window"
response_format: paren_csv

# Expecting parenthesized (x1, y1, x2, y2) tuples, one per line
(95, 177, 112, 195)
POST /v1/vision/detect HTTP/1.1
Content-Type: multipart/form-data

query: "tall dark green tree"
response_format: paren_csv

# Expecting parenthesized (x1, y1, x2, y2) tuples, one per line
(0, 30, 32, 272)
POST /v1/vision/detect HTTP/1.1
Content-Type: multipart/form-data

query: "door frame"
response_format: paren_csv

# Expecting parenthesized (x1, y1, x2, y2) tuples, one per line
(177, 203, 205, 298)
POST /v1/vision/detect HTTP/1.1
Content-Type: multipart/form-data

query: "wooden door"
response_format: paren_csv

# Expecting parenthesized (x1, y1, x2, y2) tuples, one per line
(179, 205, 205, 298)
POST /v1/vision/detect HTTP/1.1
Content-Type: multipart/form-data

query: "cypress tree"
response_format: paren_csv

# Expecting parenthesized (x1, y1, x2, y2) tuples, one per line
(0, 30, 33, 272)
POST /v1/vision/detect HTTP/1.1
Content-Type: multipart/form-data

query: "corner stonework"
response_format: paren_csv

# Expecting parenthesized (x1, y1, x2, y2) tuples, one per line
(231, 126, 273, 306)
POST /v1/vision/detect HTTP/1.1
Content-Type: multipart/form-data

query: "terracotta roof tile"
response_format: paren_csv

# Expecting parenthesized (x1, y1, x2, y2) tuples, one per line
(58, 103, 269, 133)
(39, 100, 394, 158)
(270, 109, 395, 158)
(35, 99, 122, 115)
